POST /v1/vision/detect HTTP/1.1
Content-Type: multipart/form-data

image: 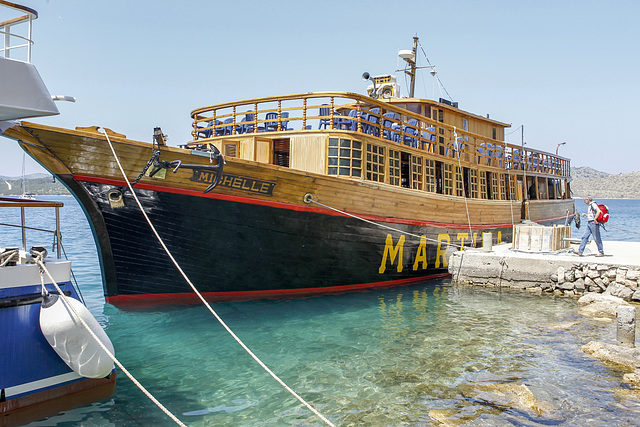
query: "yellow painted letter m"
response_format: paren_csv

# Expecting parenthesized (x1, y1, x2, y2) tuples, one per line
(379, 234, 405, 274)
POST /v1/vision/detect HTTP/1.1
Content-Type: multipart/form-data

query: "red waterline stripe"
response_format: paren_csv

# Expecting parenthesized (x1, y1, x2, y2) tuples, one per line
(73, 174, 519, 230)
(105, 273, 452, 304)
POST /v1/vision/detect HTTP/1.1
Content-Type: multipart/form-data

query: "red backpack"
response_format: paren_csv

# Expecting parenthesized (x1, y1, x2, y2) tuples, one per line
(596, 204, 609, 223)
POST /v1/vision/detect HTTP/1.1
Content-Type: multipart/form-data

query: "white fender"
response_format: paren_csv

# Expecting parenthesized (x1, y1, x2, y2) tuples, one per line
(39, 293, 115, 378)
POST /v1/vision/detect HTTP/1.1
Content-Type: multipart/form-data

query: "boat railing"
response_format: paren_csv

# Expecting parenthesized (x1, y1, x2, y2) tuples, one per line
(0, 197, 63, 259)
(0, 1, 37, 63)
(190, 92, 570, 178)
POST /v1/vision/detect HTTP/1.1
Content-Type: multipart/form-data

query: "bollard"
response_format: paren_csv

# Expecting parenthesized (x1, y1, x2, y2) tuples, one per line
(482, 232, 492, 252)
(617, 305, 636, 348)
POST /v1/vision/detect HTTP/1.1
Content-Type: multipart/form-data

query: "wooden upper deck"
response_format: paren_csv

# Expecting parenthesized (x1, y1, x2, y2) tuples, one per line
(189, 92, 570, 180)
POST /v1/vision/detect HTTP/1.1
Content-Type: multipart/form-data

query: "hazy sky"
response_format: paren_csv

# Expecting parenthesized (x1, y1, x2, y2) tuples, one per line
(2, 0, 639, 177)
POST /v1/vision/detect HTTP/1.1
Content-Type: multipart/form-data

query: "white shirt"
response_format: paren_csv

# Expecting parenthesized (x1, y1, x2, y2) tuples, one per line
(587, 201, 599, 221)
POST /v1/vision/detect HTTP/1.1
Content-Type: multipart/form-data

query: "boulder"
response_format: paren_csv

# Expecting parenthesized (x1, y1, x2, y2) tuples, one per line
(604, 283, 634, 301)
(577, 292, 629, 317)
(583, 341, 640, 371)
(623, 371, 640, 389)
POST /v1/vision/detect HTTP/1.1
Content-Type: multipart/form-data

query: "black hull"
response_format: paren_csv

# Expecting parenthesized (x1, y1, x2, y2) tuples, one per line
(60, 175, 516, 304)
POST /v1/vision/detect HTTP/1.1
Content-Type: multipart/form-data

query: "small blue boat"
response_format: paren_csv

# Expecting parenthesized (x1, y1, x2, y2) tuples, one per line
(0, 197, 116, 425)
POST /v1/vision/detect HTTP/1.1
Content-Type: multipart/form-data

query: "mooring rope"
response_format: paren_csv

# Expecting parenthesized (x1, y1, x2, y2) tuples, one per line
(305, 195, 466, 250)
(32, 252, 186, 427)
(603, 223, 640, 236)
(102, 131, 335, 427)
(452, 127, 474, 240)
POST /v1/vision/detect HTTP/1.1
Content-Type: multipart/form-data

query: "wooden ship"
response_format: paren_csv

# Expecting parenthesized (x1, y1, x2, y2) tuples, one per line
(1, 37, 575, 305)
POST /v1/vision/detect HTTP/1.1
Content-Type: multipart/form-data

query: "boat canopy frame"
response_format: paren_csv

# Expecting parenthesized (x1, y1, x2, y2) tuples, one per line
(0, 197, 63, 258)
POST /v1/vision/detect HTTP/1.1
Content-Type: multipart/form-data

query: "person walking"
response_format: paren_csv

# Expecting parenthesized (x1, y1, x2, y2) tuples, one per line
(575, 196, 604, 257)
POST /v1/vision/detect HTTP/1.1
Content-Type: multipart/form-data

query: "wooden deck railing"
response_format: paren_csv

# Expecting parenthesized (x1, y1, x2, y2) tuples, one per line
(190, 92, 570, 178)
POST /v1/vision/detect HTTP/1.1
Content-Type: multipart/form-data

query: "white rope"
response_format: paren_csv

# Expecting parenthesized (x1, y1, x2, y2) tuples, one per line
(452, 127, 473, 241)
(102, 131, 335, 427)
(307, 196, 466, 250)
(34, 253, 186, 427)
(507, 168, 515, 227)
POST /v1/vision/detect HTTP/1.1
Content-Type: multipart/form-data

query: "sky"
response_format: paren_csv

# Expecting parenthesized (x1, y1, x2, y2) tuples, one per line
(2, 0, 639, 177)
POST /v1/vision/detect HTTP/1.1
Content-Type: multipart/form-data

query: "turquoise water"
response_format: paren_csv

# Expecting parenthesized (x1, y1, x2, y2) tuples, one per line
(3, 197, 640, 426)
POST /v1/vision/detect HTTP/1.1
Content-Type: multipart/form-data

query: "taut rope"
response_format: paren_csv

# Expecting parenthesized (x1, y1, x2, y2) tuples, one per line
(32, 250, 186, 426)
(103, 130, 335, 427)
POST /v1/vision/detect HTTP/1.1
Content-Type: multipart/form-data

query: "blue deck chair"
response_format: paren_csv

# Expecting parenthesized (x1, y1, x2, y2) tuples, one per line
(403, 119, 419, 147)
(221, 118, 234, 135)
(197, 120, 215, 138)
(237, 112, 255, 134)
(382, 112, 400, 142)
(279, 112, 290, 131)
(264, 112, 278, 132)
(318, 106, 331, 129)
(361, 108, 380, 136)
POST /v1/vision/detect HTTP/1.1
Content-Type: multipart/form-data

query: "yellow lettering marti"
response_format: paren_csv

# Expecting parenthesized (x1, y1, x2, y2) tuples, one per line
(379, 234, 405, 274)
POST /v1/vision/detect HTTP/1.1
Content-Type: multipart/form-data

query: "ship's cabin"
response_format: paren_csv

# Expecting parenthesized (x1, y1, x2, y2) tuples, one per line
(187, 92, 570, 202)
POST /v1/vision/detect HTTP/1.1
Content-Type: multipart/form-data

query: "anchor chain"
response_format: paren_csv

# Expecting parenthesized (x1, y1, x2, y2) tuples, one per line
(130, 129, 225, 194)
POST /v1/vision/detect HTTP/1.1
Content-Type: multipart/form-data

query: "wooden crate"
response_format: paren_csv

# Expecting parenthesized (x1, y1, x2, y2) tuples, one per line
(513, 224, 571, 251)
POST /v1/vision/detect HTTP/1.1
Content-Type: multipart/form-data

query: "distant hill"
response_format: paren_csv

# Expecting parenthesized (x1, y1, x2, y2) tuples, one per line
(2, 167, 639, 199)
(0, 175, 69, 196)
(570, 167, 640, 199)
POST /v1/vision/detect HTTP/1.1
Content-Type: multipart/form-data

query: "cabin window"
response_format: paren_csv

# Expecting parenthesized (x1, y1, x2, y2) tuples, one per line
(537, 177, 547, 199)
(406, 103, 421, 115)
(388, 149, 400, 186)
(527, 177, 537, 200)
(328, 138, 362, 177)
(273, 139, 290, 167)
(555, 179, 564, 199)
(435, 161, 443, 194)
(224, 142, 238, 157)
(463, 118, 469, 132)
(401, 153, 411, 188)
(366, 143, 385, 183)
(443, 163, 453, 195)
(479, 171, 488, 199)
(438, 109, 444, 122)
(492, 127, 497, 140)
(508, 175, 517, 200)
(425, 159, 435, 192)
(455, 166, 464, 197)
(469, 169, 478, 198)
(463, 167, 471, 198)
(411, 156, 423, 190)
(500, 174, 508, 200)
(547, 178, 556, 199)
(491, 173, 499, 200)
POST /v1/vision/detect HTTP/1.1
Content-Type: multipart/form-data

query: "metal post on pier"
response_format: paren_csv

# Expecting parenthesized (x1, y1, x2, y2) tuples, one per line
(21, 206, 26, 251)
(617, 305, 636, 348)
(55, 205, 61, 258)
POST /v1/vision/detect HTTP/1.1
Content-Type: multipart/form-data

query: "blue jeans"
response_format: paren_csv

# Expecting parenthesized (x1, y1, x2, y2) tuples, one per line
(579, 220, 604, 254)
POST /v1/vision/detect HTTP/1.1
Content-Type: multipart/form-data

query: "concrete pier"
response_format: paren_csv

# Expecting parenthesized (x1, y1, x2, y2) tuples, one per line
(448, 241, 640, 301)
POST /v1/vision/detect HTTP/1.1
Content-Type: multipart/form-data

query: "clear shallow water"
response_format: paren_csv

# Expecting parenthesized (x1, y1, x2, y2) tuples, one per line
(2, 196, 640, 426)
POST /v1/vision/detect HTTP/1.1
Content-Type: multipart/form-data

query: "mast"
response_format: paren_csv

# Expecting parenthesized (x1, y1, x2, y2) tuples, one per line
(406, 36, 418, 98)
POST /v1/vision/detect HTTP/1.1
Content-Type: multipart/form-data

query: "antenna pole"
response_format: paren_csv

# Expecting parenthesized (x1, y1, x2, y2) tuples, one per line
(408, 36, 418, 98)
(409, 36, 418, 98)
